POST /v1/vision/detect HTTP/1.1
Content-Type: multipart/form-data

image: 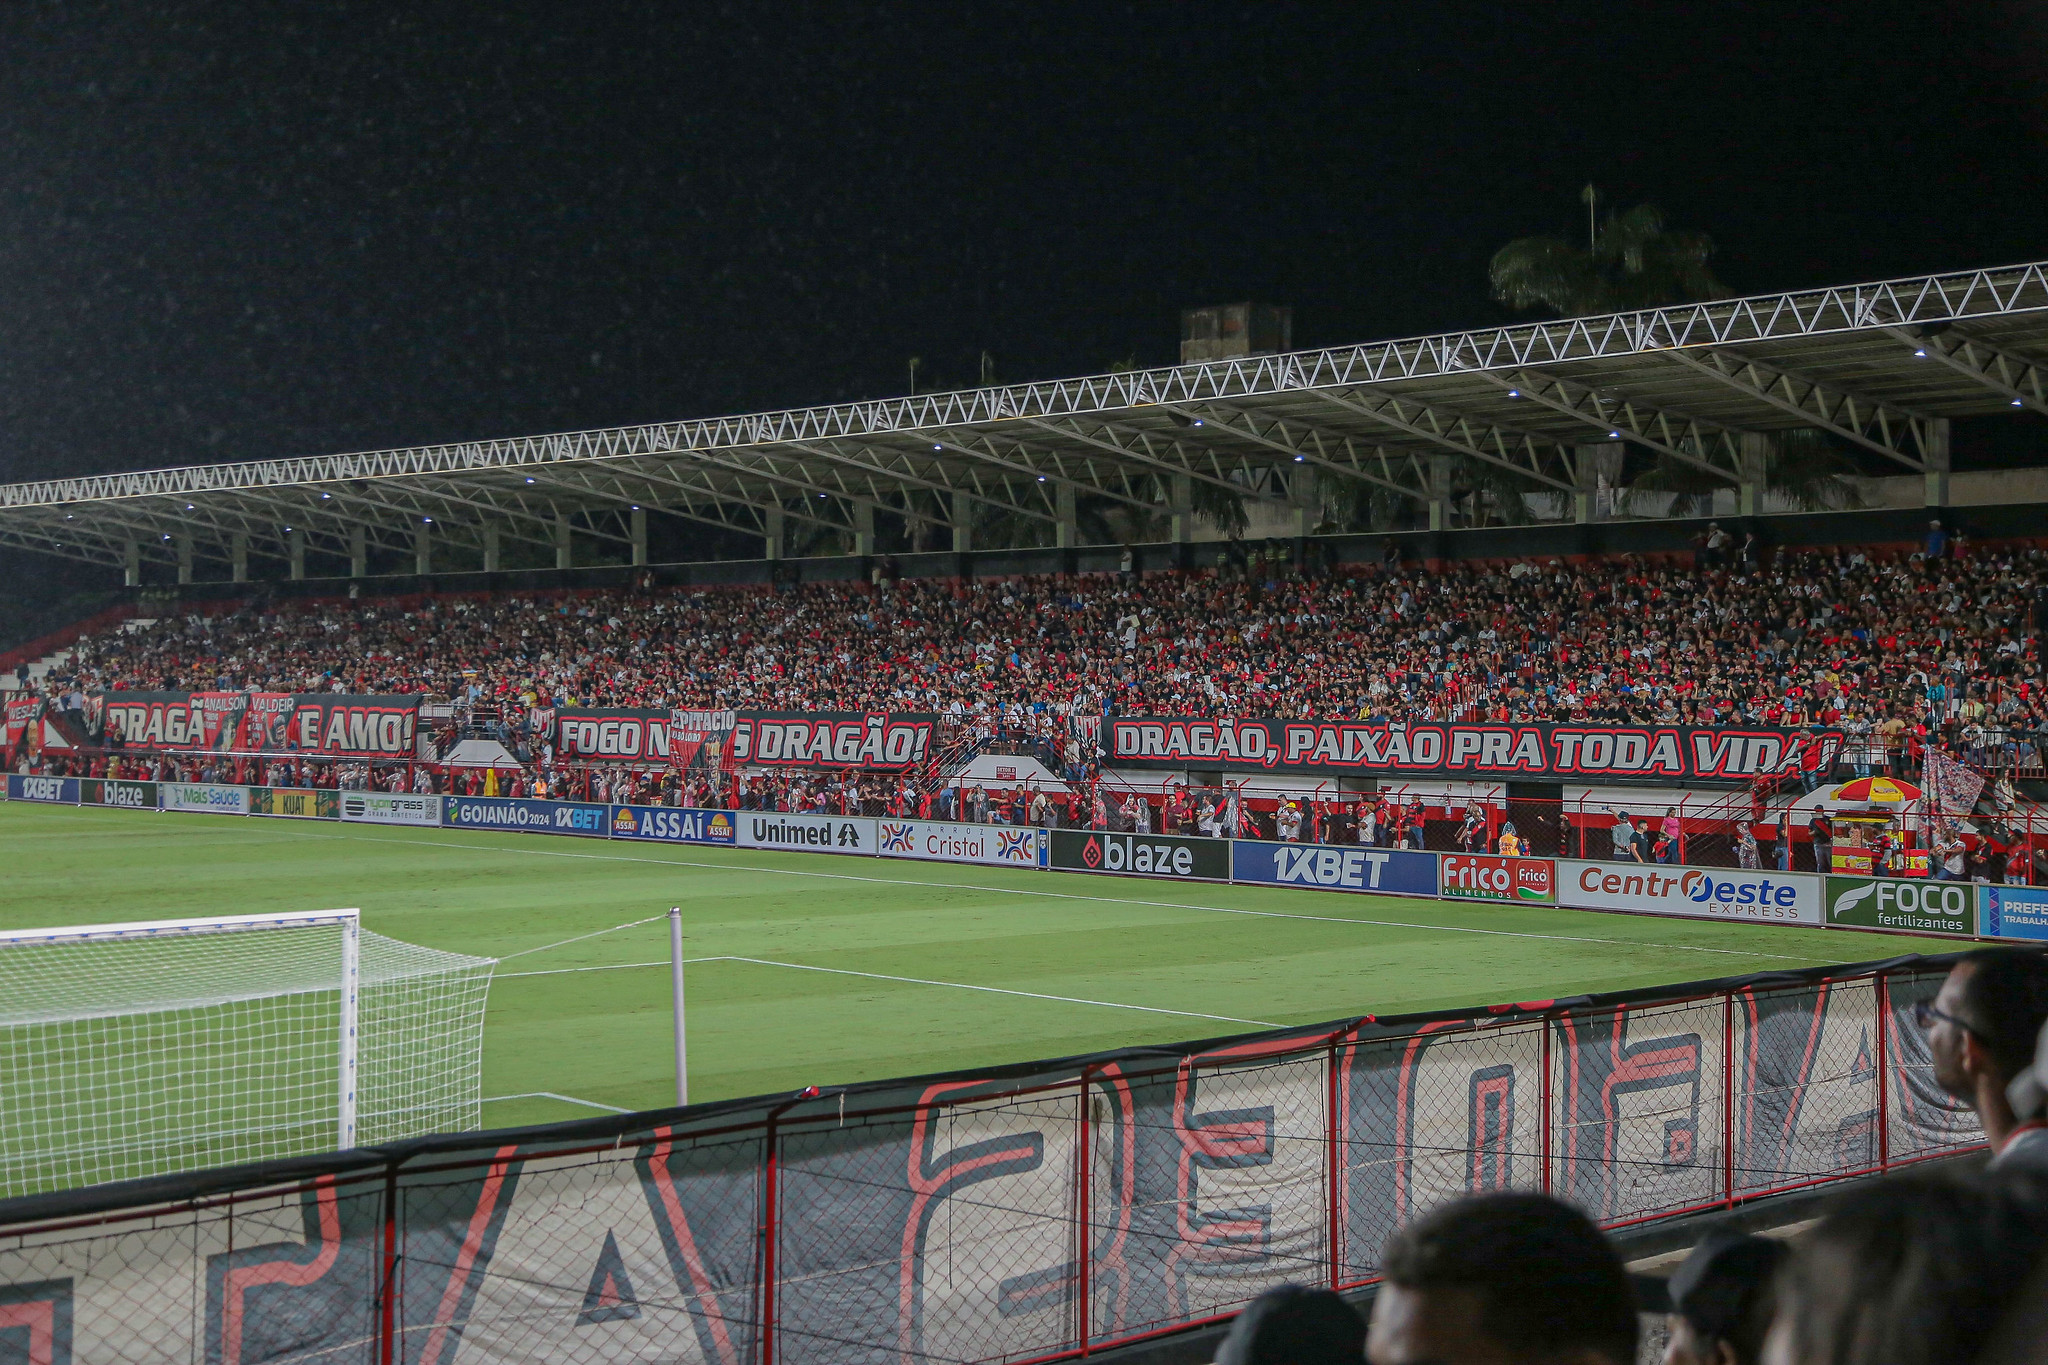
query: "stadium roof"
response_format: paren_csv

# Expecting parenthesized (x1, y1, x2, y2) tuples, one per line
(4, 258, 2047, 573)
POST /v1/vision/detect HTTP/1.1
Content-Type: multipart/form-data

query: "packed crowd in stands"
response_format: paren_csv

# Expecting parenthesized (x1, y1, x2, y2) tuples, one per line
(1227, 946, 2048, 1365)
(23, 538, 2048, 768)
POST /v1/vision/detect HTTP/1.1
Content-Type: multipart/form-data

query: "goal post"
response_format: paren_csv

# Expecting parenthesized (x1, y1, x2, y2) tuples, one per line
(0, 909, 494, 1199)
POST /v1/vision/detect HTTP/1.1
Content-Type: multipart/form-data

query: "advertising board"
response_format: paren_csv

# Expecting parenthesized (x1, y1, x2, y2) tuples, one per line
(609, 805, 738, 845)
(5, 774, 78, 804)
(1439, 853, 1556, 903)
(877, 820, 1044, 867)
(79, 779, 158, 810)
(339, 791, 442, 827)
(1231, 840, 1438, 896)
(441, 796, 610, 837)
(1558, 860, 1821, 925)
(1048, 829, 1231, 881)
(735, 812, 877, 853)
(248, 787, 340, 819)
(1825, 876, 1975, 936)
(1980, 885, 2048, 942)
(161, 783, 250, 815)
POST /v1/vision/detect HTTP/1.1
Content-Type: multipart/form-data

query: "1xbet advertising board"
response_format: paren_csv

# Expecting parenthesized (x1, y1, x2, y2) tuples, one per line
(1232, 840, 1438, 896)
(5, 774, 77, 804)
(736, 812, 878, 853)
(442, 796, 610, 836)
(609, 805, 738, 845)
(1982, 885, 2048, 942)
(1825, 876, 1974, 936)
(1106, 718, 1841, 785)
(339, 791, 441, 827)
(877, 820, 1044, 867)
(79, 779, 158, 810)
(1049, 830, 1231, 881)
(729, 712, 936, 771)
(1440, 854, 1556, 903)
(1558, 860, 1820, 925)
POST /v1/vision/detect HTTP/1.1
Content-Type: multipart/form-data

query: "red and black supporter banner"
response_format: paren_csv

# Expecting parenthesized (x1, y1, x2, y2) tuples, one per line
(3, 694, 40, 758)
(1107, 718, 1843, 783)
(282, 695, 420, 757)
(102, 692, 241, 750)
(554, 708, 674, 762)
(729, 711, 936, 771)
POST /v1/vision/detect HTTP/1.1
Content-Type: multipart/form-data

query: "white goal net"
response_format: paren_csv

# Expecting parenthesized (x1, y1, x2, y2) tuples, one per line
(0, 909, 495, 1199)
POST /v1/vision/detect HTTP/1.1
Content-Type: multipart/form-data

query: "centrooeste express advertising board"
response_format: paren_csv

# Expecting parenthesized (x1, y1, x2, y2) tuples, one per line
(1107, 718, 1840, 785)
(878, 820, 1045, 867)
(1558, 860, 1820, 925)
(1825, 876, 1974, 936)
(1048, 830, 1230, 881)
(1231, 840, 1437, 896)
(1439, 854, 1556, 903)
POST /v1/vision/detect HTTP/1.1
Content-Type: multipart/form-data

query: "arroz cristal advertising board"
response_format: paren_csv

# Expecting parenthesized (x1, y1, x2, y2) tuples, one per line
(877, 820, 1045, 867)
(1825, 876, 1975, 936)
(340, 791, 442, 827)
(1049, 829, 1231, 881)
(441, 796, 610, 837)
(1439, 853, 1556, 903)
(608, 805, 738, 845)
(5, 774, 78, 804)
(1982, 885, 2048, 942)
(1559, 861, 1821, 925)
(1231, 840, 1438, 896)
(736, 812, 878, 853)
(161, 782, 250, 815)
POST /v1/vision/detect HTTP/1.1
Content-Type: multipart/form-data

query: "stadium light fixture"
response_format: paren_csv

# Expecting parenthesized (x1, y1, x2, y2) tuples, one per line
(1507, 389, 1520, 397)
(2016, 399, 2026, 406)
(933, 444, 943, 451)
(1037, 475, 1046, 481)
(1609, 431, 1622, 438)
(1294, 454, 1306, 462)
(423, 516, 433, 523)
(1915, 349, 1928, 357)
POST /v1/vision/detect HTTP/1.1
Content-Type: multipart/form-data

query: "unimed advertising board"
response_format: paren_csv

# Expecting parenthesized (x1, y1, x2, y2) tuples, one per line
(1825, 876, 1975, 935)
(1559, 860, 1821, 926)
(736, 812, 877, 853)
(1049, 830, 1230, 881)
(1231, 840, 1437, 895)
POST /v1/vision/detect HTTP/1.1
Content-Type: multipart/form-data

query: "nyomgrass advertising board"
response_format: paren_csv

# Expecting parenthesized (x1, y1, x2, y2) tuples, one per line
(1825, 876, 1975, 936)
(339, 791, 441, 827)
(442, 796, 610, 837)
(1559, 861, 1821, 926)
(1232, 840, 1437, 895)
(1048, 829, 1230, 881)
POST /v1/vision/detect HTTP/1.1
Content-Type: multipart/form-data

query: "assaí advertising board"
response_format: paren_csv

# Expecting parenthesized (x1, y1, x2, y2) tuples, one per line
(877, 820, 1044, 867)
(1231, 840, 1437, 896)
(736, 812, 878, 853)
(5, 774, 78, 804)
(1825, 876, 1975, 936)
(1048, 829, 1231, 881)
(1439, 853, 1556, 903)
(1558, 860, 1821, 925)
(339, 791, 442, 827)
(161, 782, 251, 815)
(609, 805, 738, 846)
(441, 796, 610, 837)
(1982, 884, 2048, 942)
(79, 779, 158, 810)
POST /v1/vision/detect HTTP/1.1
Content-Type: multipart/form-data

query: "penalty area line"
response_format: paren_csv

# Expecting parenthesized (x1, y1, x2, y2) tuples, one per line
(281, 825, 1811, 963)
(483, 1091, 633, 1114)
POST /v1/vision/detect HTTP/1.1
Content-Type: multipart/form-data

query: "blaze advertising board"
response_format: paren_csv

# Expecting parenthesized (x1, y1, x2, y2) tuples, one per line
(1107, 718, 1841, 785)
(5, 773, 77, 804)
(1558, 861, 1821, 925)
(1981, 885, 2048, 942)
(730, 712, 936, 771)
(1048, 829, 1231, 881)
(339, 791, 441, 827)
(1825, 876, 1975, 936)
(609, 805, 738, 845)
(1440, 854, 1556, 903)
(877, 820, 1045, 867)
(736, 811, 877, 853)
(1231, 840, 1438, 896)
(441, 796, 610, 836)
(79, 779, 159, 810)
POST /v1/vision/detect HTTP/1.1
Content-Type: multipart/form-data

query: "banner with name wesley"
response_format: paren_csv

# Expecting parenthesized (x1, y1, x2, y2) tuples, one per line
(1107, 718, 1842, 784)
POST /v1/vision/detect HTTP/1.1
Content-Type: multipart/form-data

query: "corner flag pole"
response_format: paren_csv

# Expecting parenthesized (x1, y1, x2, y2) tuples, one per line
(669, 907, 689, 1107)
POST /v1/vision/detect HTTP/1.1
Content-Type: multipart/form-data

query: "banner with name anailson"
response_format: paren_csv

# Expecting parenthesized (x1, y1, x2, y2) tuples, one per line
(1108, 718, 1842, 784)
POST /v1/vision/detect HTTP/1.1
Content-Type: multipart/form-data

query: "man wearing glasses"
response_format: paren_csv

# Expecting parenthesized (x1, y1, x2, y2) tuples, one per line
(1917, 948, 2048, 1173)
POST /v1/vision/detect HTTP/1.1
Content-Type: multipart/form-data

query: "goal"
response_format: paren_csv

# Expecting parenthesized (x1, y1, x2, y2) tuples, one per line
(0, 909, 495, 1199)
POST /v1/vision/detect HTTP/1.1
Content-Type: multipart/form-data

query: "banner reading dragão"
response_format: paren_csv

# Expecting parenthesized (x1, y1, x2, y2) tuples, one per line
(731, 711, 936, 771)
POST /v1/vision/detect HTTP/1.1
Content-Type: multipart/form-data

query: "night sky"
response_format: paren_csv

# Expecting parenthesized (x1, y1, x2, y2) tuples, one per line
(0, 0, 2043, 489)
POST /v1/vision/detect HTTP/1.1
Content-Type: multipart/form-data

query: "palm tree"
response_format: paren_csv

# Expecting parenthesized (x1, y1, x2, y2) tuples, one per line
(1490, 198, 1728, 316)
(1622, 430, 1861, 517)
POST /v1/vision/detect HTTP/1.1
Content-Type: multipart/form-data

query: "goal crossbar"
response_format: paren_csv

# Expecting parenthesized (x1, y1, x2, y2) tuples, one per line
(0, 908, 360, 947)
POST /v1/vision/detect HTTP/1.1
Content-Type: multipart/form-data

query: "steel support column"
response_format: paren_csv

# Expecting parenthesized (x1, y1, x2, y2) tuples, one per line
(554, 511, 572, 571)
(952, 490, 974, 552)
(853, 501, 875, 557)
(230, 533, 249, 583)
(414, 524, 432, 576)
(289, 528, 306, 581)
(764, 507, 785, 561)
(123, 540, 140, 588)
(1426, 454, 1453, 532)
(1170, 473, 1195, 543)
(1055, 482, 1078, 549)
(1925, 417, 1952, 507)
(349, 526, 367, 579)
(1573, 442, 1623, 523)
(482, 524, 501, 573)
(1737, 433, 1773, 518)
(630, 506, 648, 566)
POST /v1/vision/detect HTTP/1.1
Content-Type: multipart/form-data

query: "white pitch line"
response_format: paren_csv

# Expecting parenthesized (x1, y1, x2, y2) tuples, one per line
(483, 1091, 633, 1114)
(267, 825, 1810, 962)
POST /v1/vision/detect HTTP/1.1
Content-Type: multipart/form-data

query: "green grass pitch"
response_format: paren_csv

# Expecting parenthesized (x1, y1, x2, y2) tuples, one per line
(1, 801, 1941, 1132)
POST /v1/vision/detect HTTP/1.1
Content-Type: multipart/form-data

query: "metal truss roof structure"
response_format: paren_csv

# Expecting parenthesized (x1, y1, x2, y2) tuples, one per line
(4, 258, 2046, 574)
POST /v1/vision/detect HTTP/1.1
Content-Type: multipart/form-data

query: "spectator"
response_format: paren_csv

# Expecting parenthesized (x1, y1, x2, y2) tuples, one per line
(1612, 813, 1639, 864)
(1213, 1285, 1365, 1365)
(1918, 948, 2048, 1173)
(1497, 821, 1523, 857)
(1762, 1173, 2048, 1365)
(1925, 518, 1948, 560)
(1662, 1232, 1786, 1365)
(1735, 820, 1760, 869)
(1366, 1192, 1637, 1365)
(1807, 809, 1832, 873)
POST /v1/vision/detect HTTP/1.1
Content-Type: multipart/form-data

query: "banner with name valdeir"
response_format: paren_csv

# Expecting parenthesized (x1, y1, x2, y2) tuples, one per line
(1107, 718, 1841, 784)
